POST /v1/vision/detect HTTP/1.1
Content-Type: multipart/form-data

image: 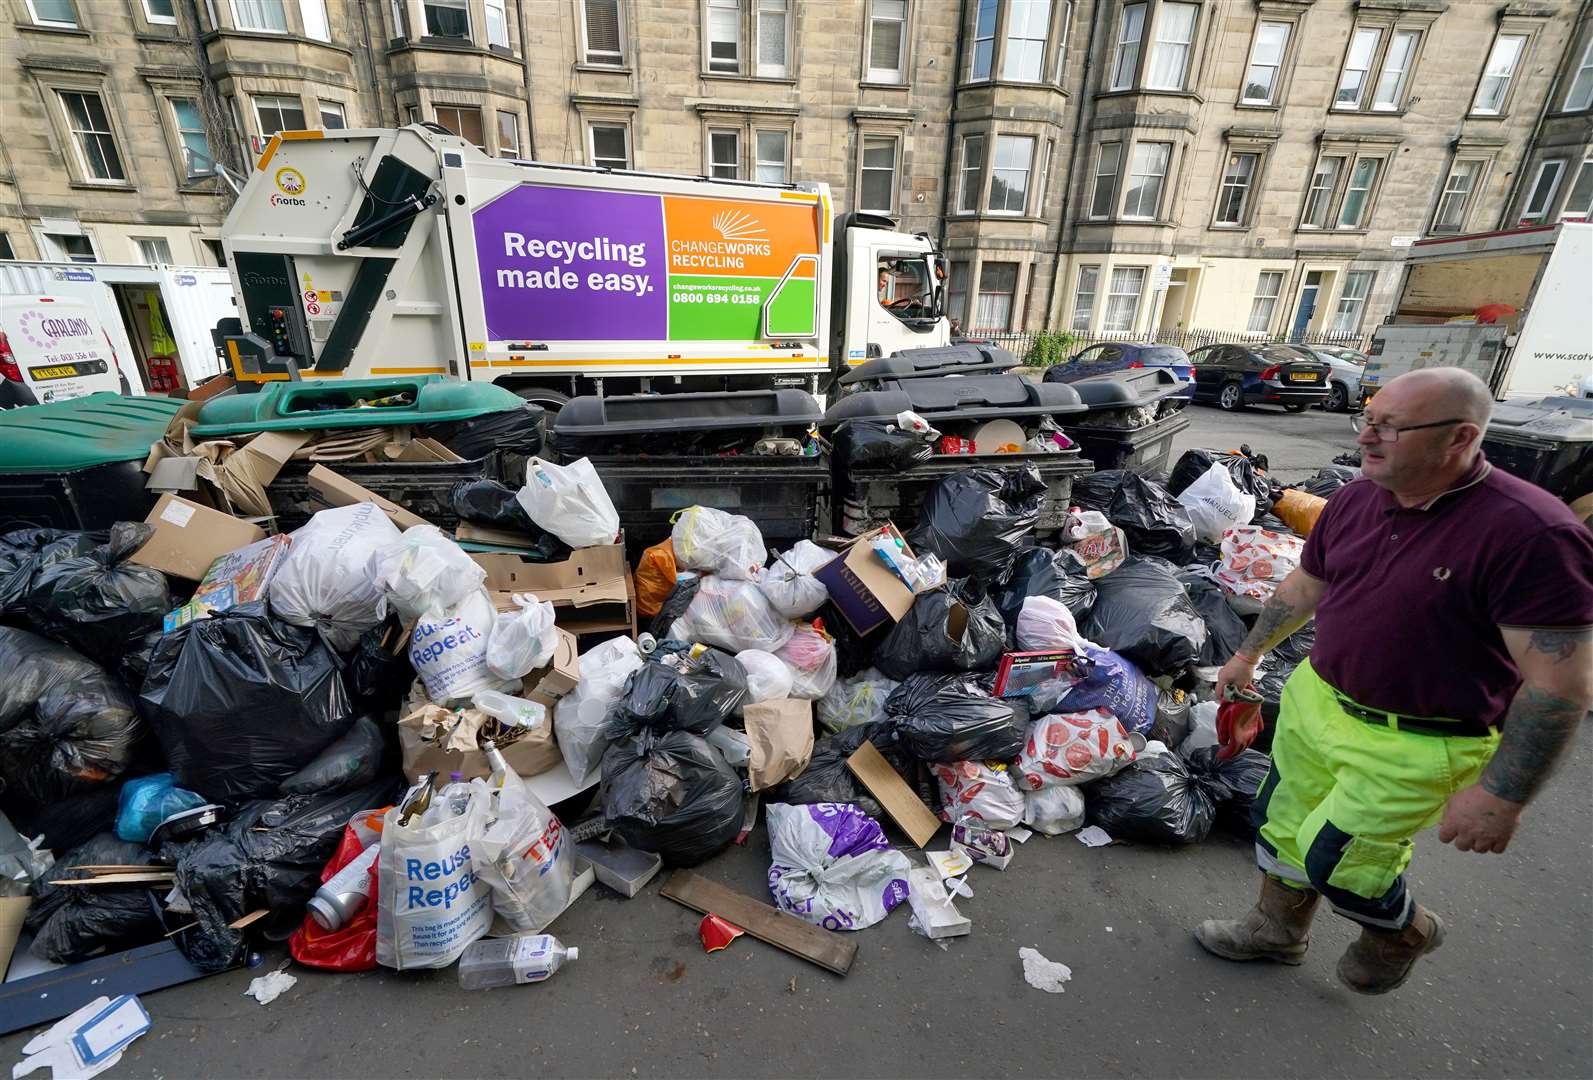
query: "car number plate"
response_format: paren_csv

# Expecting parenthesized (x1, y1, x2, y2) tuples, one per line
(1288, 371, 1321, 383)
(29, 364, 81, 381)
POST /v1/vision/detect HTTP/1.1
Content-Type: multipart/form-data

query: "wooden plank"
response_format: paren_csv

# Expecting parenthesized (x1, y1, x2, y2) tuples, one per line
(658, 870, 857, 976)
(846, 740, 941, 848)
(48, 872, 176, 886)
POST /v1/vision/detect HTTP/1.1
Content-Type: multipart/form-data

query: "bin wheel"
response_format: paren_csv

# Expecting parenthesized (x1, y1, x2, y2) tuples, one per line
(1218, 382, 1243, 411)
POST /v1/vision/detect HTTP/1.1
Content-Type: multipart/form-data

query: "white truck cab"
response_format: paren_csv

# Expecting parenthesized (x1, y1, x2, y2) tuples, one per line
(216, 125, 949, 401)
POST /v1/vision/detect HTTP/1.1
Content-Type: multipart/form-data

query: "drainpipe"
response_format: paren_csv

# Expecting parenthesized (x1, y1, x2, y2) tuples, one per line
(1043, 0, 1104, 328)
(517, 0, 537, 157)
(356, 0, 389, 127)
(1496, 0, 1588, 227)
(936, 0, 970, 253)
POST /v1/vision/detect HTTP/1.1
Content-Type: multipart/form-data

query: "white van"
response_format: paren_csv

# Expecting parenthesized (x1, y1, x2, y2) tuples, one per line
(0, 295, 126, 408)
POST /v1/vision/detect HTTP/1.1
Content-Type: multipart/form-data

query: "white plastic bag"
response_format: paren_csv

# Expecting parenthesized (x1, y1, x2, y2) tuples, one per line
(757, 540, 832, 617)
(377, 786, 494, 970)
(1022, 784, 1086, 836)
(774, 622, 837, 700)
(1016, 595, 1083, 651)
(486, 593, 558, 680)
(1016, 708, 1142, 789)
(470, 772, 575, 934)
(554, 636, 643, 786)
(671, 506, 766, 580)
(766, 802, 911, 931)
(930, 760, 1025, 830)
(816, 669, 898, 734)
(1180, 700, 1220, 756)
(736, 649, 794, 703)
(376, 524, 486, 623)
(1178, 461, 1258, 543)
(515, 457, 620, 549)
(270, 503, 402, 650)
(668, 575, 794, 653)
(410, 590, 510, 704)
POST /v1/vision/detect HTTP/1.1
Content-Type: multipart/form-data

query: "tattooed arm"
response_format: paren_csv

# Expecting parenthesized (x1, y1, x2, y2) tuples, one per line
(1439, 627, 1593, 854)
(1214, 569, 1327, 701)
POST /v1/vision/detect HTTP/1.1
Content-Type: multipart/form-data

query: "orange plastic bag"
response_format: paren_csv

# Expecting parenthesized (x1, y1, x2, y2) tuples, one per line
(1273, 489, 1327, 538)
(635, 538, 678, 620)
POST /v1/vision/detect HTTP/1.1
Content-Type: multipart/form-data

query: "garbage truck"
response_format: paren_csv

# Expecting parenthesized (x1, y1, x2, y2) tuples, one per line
(1362, 221, 1593, 402)
(215, 124, 951, 405)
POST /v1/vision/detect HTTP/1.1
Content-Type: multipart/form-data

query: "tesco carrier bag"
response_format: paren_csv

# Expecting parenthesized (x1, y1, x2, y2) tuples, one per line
(376, 786, 494, 970)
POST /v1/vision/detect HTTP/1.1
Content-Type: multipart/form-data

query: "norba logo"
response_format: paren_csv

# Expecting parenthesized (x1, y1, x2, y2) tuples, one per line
(271, 166, 307, 207)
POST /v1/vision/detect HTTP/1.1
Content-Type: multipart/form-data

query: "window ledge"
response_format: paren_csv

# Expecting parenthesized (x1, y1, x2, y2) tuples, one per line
(203, 29, 355, 56)
(575, 63, 632, 75)
(1296, 227, 1370, 237)
(1330, 106, 1410, 117)
(176, 185, 223, 197)
(134, 31, 184, 45)
(16, 23, 91, 38)
(859, 80, 912, 91)
(1464, 112, 1508, 121)
(1547, 106, 1592, 118)
(386, 38, 521, 65)
(1094, 88, 1205, 104)
(700, 72, 797, 86)
(951, 213, 1050, 224)
(1079, 217, 1174, 227)
(68, 181, 136, 192)
(1234, 101, 1281, 111)
(1208, 223, 1252, 231)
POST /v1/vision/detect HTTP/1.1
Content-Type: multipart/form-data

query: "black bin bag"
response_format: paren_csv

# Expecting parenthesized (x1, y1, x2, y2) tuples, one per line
(600, 728, 743, 867)
(1084, 750, 1218, 845)
(25, 834, 169, 963)
(874, 580, 1006, 681)
(1070, 470, 1197, 563)
(907, 466, 1045, 585)
(449, 480, 570, 564)
(0, 627, 142, 808)
(834, 420, 934, 470)
(278, 715, 387, 795)
(992, 548, 1097, 627)
(140, 601, 356, 806)
(1185, 746, 1271, 838)
(884, 672, 1027, 763)
(26, 522, 171, 659)
(0, 528, 101, 616)
(1082, 559, 1208, 678)
(607, 646, 748, 737)
(1167, 449, 1274, 522)
(1178, 571, 1248, 666)
(170, 778, 401, 972)
(780, 721, 912, 821)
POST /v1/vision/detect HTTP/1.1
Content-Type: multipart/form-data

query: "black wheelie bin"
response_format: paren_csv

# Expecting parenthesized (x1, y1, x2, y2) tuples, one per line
(1058, 367, 1192, 474)
(1481, 396, 1593, 503)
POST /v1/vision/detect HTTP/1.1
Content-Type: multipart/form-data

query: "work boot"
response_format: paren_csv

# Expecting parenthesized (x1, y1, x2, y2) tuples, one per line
(1194, 876, 1320, 965)
(1336, 905, 1445, 995)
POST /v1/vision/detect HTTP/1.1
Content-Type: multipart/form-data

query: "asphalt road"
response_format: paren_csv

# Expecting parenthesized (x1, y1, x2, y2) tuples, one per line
(4, 404, 1588, 1080)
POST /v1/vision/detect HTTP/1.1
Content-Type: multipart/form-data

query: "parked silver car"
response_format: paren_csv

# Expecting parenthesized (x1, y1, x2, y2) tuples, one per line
(1301, 345, 1367, 412)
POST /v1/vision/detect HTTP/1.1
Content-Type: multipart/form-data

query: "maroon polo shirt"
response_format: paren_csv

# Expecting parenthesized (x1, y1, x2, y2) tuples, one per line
(1299, 454, 1593, 727)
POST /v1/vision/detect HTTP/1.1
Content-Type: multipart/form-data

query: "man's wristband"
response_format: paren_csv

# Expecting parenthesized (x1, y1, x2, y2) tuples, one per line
(1233, 650, 1261, 665)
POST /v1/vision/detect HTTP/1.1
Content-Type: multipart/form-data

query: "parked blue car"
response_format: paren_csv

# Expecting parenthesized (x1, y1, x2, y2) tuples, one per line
(1186, 342, 1332, 411)
(1042, 343, 1194, 401)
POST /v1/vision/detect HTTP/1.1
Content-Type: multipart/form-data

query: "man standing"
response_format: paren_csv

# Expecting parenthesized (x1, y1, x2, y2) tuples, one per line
(1195, 367, 1593, 994)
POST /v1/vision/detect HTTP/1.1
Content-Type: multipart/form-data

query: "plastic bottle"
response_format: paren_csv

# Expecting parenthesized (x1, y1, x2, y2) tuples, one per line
(457, 934, 579, 990)
(446, 772, 469, 815)
(305, 842, 380, 931)
(481, 739, 515, 790)
(472, 690, 547, 732)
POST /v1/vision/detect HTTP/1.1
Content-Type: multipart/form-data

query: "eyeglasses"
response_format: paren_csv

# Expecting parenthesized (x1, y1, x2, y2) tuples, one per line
(1351, 415, 1466, 443)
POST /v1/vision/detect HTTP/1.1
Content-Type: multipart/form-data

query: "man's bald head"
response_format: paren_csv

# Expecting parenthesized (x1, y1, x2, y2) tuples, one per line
(1381, 367, 1494, 429)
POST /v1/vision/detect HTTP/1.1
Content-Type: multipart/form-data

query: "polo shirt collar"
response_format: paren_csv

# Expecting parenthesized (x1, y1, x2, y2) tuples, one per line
(1377, 453, 1493, 514)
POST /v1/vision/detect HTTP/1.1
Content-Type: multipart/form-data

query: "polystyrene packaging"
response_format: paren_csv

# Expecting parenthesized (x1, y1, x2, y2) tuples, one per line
(816, 670, 898, 734)
(757, 540, 832, 617)
(671, 506, 766, 581)
(270, 503, 402, 650)
(668, 576, 794, 653)
(376, 524, 486, 623)
(486, 594, 558, 680)
(774, 623, 838, 700)
(554, 636, 643, 786)
(515, 457, 620, 549)
(735, 649, 795, 703)
(1015, 595, 1083, 651)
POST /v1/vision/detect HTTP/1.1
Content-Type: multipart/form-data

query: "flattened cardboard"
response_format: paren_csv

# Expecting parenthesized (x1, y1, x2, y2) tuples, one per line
(129, 494, 266, 581)
(305, 464, 428, 531)
(847, 739, 940, 848)
(814, 524, 943, 636)
(471, 543, 633, 635)
(390, 437, 464, 464)
(0, 896, 27, 979)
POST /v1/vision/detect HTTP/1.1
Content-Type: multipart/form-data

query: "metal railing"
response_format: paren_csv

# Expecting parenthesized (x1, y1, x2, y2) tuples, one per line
(969, 326, 1372, 363)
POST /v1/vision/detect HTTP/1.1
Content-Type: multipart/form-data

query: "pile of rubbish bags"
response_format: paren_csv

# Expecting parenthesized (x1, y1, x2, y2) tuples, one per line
(0, 429, 1338, 999)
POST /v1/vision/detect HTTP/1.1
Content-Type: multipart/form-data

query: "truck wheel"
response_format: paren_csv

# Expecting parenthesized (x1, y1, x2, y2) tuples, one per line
(510, 386, 569, 415)
(1218, 382, 1243, 411)
(1326, 383, 1348, 412)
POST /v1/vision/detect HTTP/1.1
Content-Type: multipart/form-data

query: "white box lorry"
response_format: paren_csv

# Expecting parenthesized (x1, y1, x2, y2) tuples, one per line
(1363, 222, 1593, 401)
(216, 125, 950, 404)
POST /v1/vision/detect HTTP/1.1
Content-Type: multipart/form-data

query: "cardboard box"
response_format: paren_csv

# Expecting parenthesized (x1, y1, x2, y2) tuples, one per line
(472, 543, 634, 636)
(305, 464, 427, 531)
(521, 626, 581, 710)
(814, 524, 943, 636)
(387, 437, 464, 464)
(130, 494, 267, 581)
(162, 534, 293, 630)
(0, 895, 27, 979)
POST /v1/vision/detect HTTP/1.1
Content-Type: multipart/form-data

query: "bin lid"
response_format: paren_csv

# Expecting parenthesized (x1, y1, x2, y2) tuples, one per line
(189, 376, 524, 435)
(821, 374, 1086, 427)
(0, 392, 187, 473)
(838, 343, 1018, 386)
(1068, 368, 1190, 410)
(554, 389, 821, 438)
(1484, 396, 1593, 446)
